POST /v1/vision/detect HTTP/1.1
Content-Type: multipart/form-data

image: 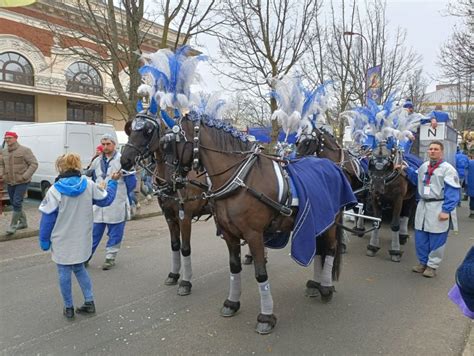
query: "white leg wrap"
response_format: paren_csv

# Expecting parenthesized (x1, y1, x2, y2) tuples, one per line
(182, 255, 192, 281)
(400, 217, 409, 235)
(171, 250, 181, 274)
(369, 229, 380, 247)
(313, 255, 323, 283)
(391, 231, 400, 251)
(321, 255, 334, 287)
(228, 273, 241, 302)
(258, 281, 273, 315)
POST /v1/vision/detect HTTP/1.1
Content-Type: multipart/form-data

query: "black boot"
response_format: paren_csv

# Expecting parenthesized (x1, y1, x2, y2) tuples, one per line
(76, 301, 96, 314)
(63, 307, 75, 319)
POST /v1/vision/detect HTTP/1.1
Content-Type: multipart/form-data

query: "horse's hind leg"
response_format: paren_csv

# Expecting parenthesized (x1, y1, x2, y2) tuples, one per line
(399, 197, 414, 245)
(164, 212, 181, 286)
(306, 256, 322, 298)
(318, 222, 340, 303)
(389, 198, 404, 262)
(220, 234, 242, 317)
(248, 231, 277, 335)
(177, 216, 192, 296)
(367, 197, 381, 257)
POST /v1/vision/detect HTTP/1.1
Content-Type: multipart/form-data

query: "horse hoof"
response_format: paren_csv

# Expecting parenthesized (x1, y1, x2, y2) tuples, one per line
(177, 281, 192, 296)
(319, 286, 335, 303)
(366, 249, 376, 257)
(399, 234, 409, 245)
(220, 299, 240, 317)
(255, 314, 277, 335)
(164, 272, 180, 286)
(243, 255, 253, 265)
(391, 254, 402, 263)
(305, 280, 320, 297)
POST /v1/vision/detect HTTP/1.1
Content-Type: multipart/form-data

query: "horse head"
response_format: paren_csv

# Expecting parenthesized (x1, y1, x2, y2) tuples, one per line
(296, 127, 342, 162)
(158, 115, 197, 190)
(296, 129, 321, 157)
(368, 142, 401, 194)
(120, 111, 162, 171)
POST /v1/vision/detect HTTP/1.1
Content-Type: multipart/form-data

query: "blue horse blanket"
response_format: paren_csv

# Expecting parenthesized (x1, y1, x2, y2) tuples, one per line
(287, 157, 357, 266)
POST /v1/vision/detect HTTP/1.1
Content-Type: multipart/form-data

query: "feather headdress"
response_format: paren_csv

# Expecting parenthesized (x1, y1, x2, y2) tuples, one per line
(139, 46, 207, 116)
(270, 76, 305, 141)
(343, 96, 426, 147)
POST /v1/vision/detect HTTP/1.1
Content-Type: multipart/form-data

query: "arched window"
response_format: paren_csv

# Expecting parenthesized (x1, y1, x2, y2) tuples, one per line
(0, 52, 34, 86)
(65, 62, 103, 96)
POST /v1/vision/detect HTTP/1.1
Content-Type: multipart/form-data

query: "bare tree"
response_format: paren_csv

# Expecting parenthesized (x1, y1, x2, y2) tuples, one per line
(299, 0, 422, 142)
(47, 0, 220, 122)
(437, 0, 473, 131)
(223, 93, 271, 128)
(401, 69, 428, 113)
(215, 0, 322, 143)
(154, 0, 224, 49)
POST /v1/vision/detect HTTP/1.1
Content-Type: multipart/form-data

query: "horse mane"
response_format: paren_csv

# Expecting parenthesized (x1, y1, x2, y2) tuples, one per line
(185, 111, 254, 152)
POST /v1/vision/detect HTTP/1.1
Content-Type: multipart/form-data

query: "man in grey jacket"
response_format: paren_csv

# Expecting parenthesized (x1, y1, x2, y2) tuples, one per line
(0, 131, 38, 235)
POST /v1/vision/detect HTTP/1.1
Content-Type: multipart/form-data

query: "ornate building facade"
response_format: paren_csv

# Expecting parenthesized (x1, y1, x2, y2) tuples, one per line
(0, 0, 181, 130)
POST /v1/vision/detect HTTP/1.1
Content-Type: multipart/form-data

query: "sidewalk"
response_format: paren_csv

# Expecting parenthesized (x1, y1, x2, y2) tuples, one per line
(0, 197, 162, 242)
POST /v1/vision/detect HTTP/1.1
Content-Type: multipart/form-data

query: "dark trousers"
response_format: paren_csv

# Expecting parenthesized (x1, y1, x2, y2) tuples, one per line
(470, 196, 474, 211)
(7, 183, 28, 212)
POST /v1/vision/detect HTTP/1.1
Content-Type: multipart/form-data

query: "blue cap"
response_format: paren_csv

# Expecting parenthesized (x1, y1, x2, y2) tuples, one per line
(403, 100, 413, 109)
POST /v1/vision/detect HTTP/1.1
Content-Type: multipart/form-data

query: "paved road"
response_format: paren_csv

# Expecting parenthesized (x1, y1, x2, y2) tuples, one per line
(1, 205, 473, 355)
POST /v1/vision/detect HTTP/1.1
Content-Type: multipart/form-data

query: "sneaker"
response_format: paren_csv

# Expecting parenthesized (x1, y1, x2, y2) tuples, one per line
(102, 259, 115, 270)
(76, 301, 96, 314)
(412, 264, 426, 273)
(63, 307, 75, 319)
(423, 267, 436, 278)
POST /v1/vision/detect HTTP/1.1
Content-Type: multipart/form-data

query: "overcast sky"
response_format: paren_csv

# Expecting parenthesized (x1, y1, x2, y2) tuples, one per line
(193, 0, 460, 95)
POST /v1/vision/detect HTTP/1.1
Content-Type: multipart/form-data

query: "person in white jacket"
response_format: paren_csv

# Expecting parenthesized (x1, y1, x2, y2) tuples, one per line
(89, 134, 136, 270)
(39, 153, 119, 319)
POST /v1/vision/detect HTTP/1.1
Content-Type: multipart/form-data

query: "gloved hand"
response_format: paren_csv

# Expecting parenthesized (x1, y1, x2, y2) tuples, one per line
(40, 240, 51, 251)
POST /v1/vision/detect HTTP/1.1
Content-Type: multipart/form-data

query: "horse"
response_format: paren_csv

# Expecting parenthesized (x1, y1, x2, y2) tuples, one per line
(120, 112, 210, 296)
(296, 127, 370, 236)
(153, 111, 355, 334)
(365, 142, 417, 262)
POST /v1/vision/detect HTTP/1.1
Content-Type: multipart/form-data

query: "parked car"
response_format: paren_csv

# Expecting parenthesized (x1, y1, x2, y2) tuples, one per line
(8, 121, 117, 197)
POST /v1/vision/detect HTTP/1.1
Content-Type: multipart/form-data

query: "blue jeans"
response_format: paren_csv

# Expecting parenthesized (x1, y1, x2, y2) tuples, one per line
(57, 263, 94, 308)
(7, 183, 28, 212)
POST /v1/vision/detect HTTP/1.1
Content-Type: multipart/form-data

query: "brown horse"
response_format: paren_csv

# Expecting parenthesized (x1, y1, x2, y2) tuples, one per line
(366, 142, 416, 262)
(120, 113, 210, 296)
(155, 112, 354, 334)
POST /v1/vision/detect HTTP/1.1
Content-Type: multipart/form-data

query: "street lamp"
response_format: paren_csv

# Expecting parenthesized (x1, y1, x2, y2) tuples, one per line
(343, 31, 370, 103)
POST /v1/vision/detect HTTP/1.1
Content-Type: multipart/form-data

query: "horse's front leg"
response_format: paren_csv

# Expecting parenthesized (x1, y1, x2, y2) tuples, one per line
(389, 196, 404, 262)
(177, 215, 192, 295)
(248, 231, 277, 335)
(367, 194, 382, 257)
(163, 209, 181, 286)
(220, 234, 242, 318)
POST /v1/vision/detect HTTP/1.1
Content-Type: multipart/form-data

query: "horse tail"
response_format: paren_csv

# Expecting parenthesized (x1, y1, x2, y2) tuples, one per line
(332, 212, 344, 281)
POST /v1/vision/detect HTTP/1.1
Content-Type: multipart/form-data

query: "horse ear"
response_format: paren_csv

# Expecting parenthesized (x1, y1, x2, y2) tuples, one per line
(124, 121, 132, 136)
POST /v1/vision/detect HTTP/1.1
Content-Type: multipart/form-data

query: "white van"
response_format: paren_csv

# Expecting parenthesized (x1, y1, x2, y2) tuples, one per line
(9, 121, 117, 197)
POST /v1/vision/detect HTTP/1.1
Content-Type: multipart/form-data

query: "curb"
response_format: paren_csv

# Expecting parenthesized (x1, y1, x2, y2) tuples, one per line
(463, 321, 473, 356)
(0, 211, 163, 242)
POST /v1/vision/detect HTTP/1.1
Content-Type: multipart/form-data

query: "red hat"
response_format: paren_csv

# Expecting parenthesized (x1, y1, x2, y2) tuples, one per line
(96, 144, 103, 152)
(4, 131, 18, 139)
